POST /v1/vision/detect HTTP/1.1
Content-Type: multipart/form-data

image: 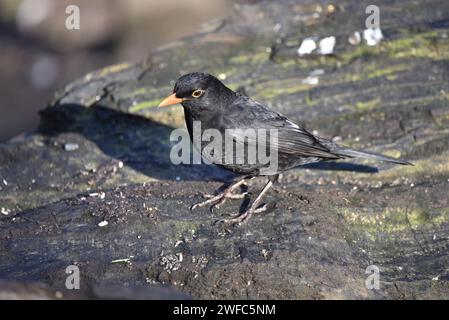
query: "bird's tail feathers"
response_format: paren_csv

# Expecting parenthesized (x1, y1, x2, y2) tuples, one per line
(332, 146, 412, 165)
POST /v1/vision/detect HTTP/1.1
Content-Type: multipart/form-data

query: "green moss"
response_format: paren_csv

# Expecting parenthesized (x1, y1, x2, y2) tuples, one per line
(366, 64, 408, 79)
(386, 74, 398, 81)
(129, 98, 164, 112)
(253, 78, 313, 100)
(305, 93, 316, 107)
(341, 63, 408, 83)
(382, 31, 449, 60)
(335, 153, 449, 185)
(94, 63, 131, 78)
(407, 208, 430, 228)
(227, 83, 240, 91)
(339, 45, 380, 63)
(335, 30, 449, 64)
(338, 206, 448, 234)
(355, 98, 381, 111)
(382, 149, 402, 159)
(280, 60, 296, 68)
(229, 55, 251, 64)
(255, 84, 311, 99)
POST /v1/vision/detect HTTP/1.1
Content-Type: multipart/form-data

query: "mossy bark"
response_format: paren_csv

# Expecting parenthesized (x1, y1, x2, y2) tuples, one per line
(1, 0, 449, 299)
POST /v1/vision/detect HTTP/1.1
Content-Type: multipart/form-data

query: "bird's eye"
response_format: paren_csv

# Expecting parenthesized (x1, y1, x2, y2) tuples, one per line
(192, 89, 204, 98)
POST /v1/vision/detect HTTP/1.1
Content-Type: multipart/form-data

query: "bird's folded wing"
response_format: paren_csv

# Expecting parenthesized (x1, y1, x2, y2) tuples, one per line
(224, 98, 341, 159)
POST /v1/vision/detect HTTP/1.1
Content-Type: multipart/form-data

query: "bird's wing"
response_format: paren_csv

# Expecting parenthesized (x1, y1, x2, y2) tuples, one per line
(223, 96, 341, 159)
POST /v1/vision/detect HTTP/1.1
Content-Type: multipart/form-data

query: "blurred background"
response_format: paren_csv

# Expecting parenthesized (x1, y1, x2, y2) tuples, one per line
(0, 0, 253, 142)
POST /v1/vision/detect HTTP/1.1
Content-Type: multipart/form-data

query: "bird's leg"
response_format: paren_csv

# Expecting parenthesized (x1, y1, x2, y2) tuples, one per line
(222, 175, 278, 226)
(190, 177, 249, 211)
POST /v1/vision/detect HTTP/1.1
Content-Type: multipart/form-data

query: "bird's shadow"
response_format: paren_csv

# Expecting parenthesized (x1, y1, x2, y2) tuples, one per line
(39, 103, 234, 182)
(300, 161, 378, 173)
(38, 103, 377, 183)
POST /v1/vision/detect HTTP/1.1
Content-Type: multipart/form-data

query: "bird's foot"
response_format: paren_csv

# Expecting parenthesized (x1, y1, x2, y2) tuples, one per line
(220, 202, 271, 226)
(190, 191, 249, 212)
(204, 193, 248, 200)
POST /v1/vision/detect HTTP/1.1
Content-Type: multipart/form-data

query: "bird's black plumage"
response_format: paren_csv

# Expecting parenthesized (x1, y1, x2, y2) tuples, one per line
(160, 72, 411, 225)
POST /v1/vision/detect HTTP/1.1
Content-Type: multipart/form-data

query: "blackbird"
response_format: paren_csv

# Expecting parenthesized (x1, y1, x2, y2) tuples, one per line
(159, 72, 411, 225)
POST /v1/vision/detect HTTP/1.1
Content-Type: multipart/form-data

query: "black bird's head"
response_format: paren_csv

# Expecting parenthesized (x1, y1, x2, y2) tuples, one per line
(159, 72, 234, 111)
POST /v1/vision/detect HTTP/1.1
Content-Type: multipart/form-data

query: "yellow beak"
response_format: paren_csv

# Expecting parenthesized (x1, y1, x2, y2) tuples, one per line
(158, 93, 184, 107)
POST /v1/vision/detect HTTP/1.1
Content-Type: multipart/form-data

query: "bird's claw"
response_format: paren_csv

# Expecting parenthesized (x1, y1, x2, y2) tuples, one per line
(219, 202, 273, 227)
(254, 202, 275, 213)
(190, 191, 249, 212)
(225, 192, 249, 199)
(209, 197, 226, 213)
(189, 203, 199, 211)
(220, 210, 252, 226)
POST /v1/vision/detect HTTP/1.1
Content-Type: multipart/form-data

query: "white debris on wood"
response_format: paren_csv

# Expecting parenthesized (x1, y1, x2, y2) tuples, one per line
(310, 69, 325, 76)
(160, 253, 182, 273)
(111, 256, 134, 264)
(89, 192, 105, 199)
(261, 248, 269, 258)
(348, 31, 361, 45)
(273, 23, 282, 33)
(64, 143, 79, 151)
(363, 27, 383, 46)
(175, 240, 184, 247)
(318, 36, 336, 55)
(302, 76, 319, 85)
(297, 38, 317, 56)
(332, 136, 343, 143)
(2, 179, 7, 186)
(1, 207, 10, 215)
(98, 220, 108, 227)
(302, 69, 324, 85)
